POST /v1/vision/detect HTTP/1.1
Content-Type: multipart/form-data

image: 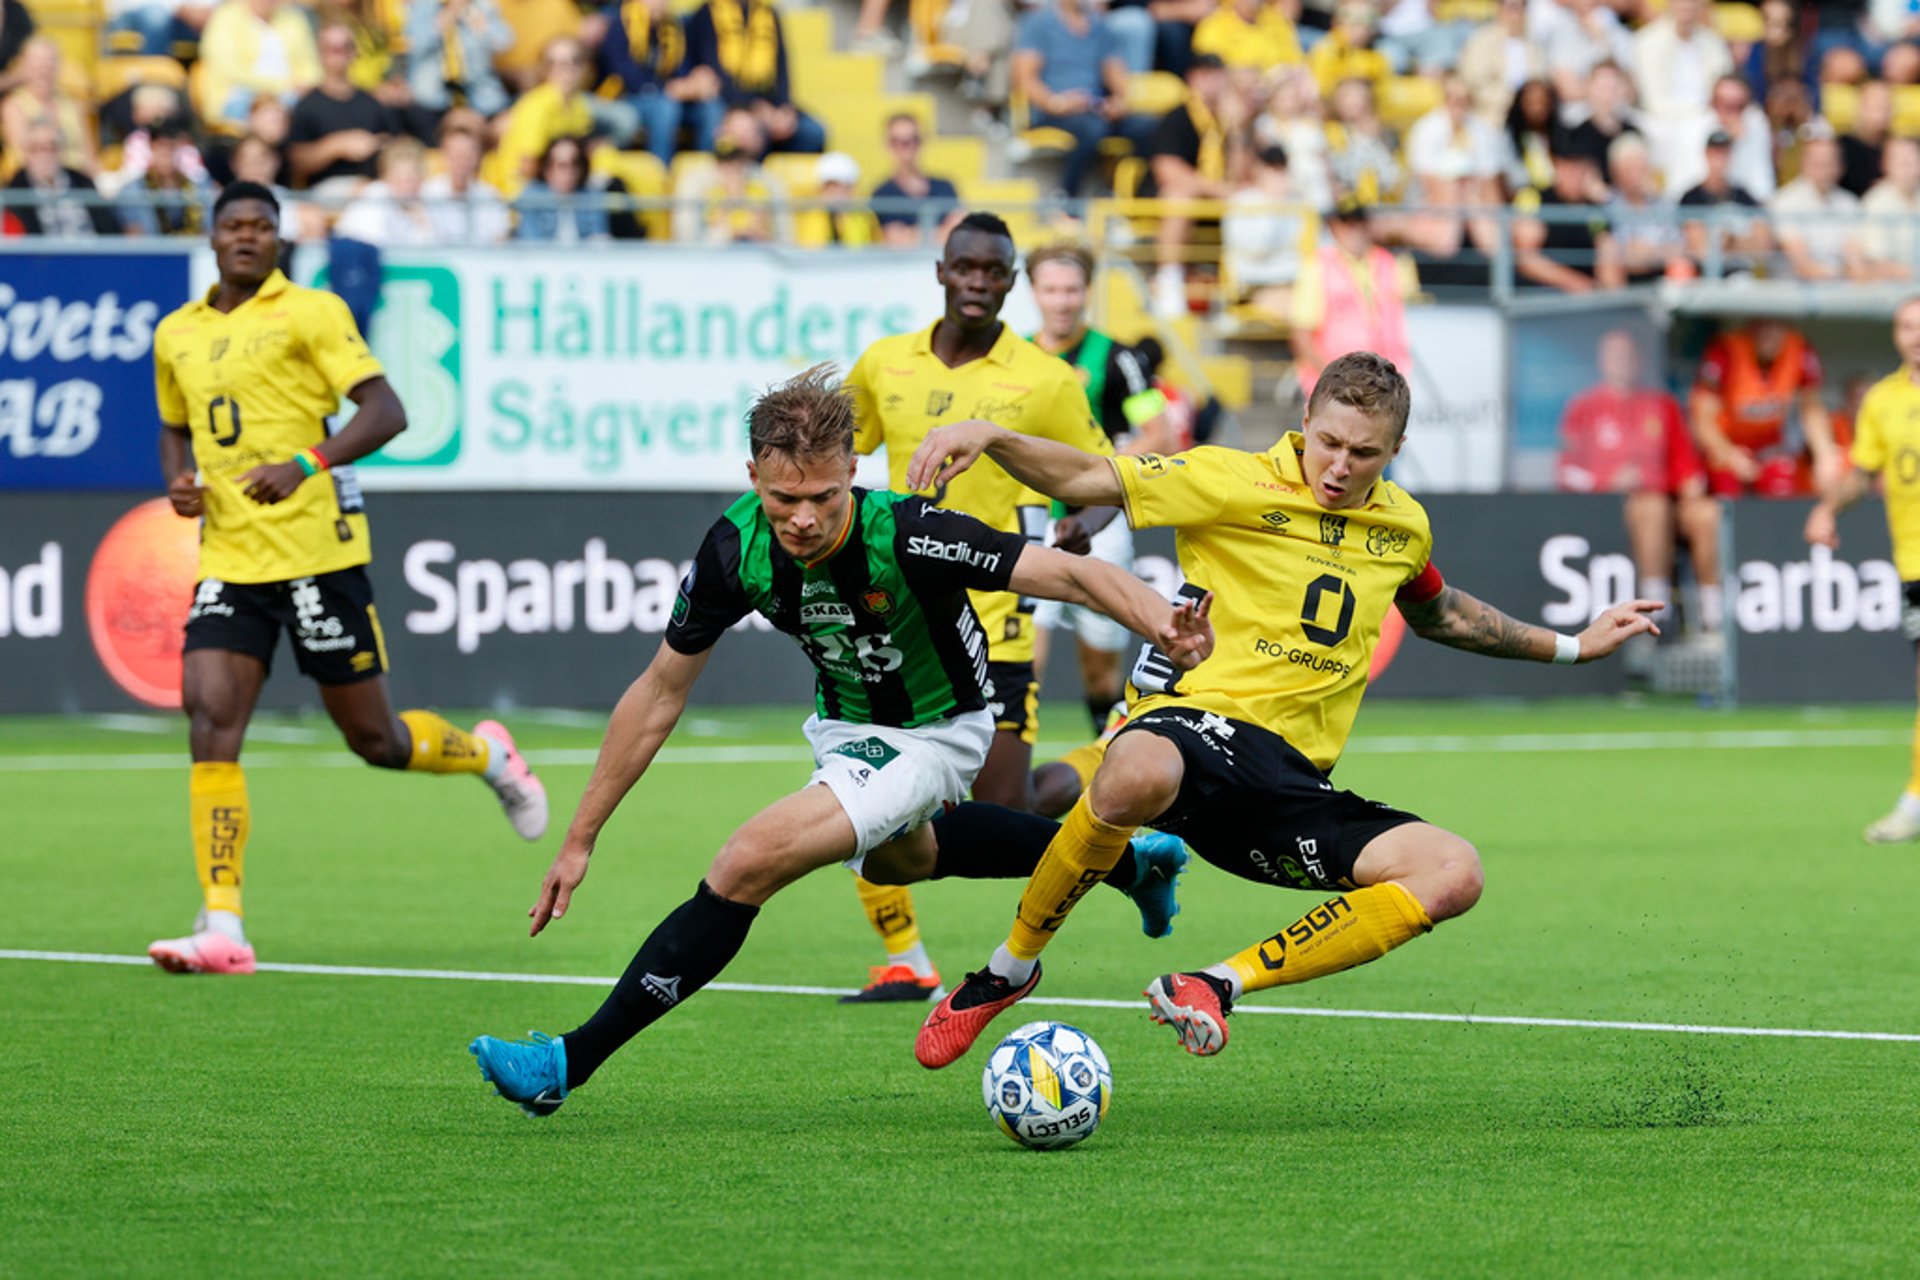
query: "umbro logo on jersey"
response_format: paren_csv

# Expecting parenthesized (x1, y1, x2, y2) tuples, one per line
(1260, 511, 1291, 529)
(641, 973, 683, 1006)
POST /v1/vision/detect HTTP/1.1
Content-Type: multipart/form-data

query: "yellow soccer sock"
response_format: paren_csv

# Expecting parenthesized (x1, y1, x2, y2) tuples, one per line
(1007, 792, 1137, 961)
(399, 710, 490, 775)
(1226, 882, 1433, 993)
(191, 762, 249, 916)
(1906, 708, 1920, 797)
(1056, 738, 1109, 791)
(853, 877, 922, 957)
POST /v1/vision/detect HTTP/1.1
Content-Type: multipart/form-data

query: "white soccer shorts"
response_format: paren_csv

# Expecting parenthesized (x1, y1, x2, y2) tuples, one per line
(803, 709, 995, 869)
(1032, 517, 1136, 653)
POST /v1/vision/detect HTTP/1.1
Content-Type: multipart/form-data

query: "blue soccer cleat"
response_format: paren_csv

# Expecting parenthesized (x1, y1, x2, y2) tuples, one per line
(469, 1031, 569, 1117)
(1123, 831, 1188, 939)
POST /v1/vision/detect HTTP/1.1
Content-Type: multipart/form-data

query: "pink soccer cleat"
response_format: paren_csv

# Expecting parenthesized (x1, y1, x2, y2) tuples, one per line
(475, 719, 548, 841)
(148, 929, 257, 975)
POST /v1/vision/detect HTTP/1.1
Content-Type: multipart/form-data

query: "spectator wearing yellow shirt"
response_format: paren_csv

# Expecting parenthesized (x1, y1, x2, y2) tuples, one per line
(1305, 2, 1390, 100)
(497, 37, 638, 192)
(793, 151, 880, 247)
(197, 0, 322, 126)
(1191, 0, 1303, 77)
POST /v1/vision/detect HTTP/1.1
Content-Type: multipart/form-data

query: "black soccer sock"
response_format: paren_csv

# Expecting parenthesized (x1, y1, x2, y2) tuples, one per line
(1085, 695, 1114, 737)
(931, 802, 1142, 889)
(561, 881, 758, 1088)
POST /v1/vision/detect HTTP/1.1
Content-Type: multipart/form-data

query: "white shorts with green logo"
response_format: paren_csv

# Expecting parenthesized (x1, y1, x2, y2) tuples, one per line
(803, 709, 996, 870)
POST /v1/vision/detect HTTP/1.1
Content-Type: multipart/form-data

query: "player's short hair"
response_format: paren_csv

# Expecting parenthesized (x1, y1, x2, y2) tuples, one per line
(213, 180, 281, 221)
(951, 210, 1014, 247)
(1307, 352, 1412, 439)
(1025, 241, 1094, 284)
(749, 363, 857, 463)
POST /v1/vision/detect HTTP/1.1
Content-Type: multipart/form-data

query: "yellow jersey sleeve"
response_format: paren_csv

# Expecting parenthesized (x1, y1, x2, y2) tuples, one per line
(153, 324, 186, 426)
(1853, 384, 1890, 473)
(1033, 370, 1114, 458)
(1113, 448, 1235, 530)
(848, 346, 882, 455)
(299, 289, 385, 398)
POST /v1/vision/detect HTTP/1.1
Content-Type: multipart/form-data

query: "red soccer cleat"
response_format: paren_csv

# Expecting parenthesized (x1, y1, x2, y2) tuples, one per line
(913, 963, 1042, 1069)
(1144, 972, 1233, 1056)
(840, 963, 944, 1004)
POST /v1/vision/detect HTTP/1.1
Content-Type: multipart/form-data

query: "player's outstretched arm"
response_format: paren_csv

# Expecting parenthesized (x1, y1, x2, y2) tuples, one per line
(906, 419, 1124, 507)
(1398, 586, 1662, 663)
(530, 643, 711, 936)
(1805, 466, 1875, 549)
(1009, 544, 1214, 669)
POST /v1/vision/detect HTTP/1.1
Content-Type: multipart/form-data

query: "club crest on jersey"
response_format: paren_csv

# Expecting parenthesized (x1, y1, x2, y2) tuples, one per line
(861, 589, 894, 616)
(926, 390, 954, 415)
(209, 337, 229, 362)
(1320, 514, 1348, 546)
(1260, 510, 1291, 530)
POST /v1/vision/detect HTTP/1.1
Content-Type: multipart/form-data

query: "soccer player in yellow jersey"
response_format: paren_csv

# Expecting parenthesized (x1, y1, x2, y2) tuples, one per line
(145, 183, 549, 976)
(904, 352, 1663, 1066)
(1807, 295, 1920, 843)
(833, 211, 1176, 1004)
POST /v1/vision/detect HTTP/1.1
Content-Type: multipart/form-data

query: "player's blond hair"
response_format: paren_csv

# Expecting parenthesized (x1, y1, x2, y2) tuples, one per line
(748, 363, 856, 461)
(1307, 351, 1412, 439)
(1026, 241, 1094, 285)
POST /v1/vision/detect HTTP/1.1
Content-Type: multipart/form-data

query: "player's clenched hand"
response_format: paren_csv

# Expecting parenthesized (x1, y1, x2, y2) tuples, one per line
(1574, 599, 1664, 661)
(1804, 503, 1841, 550)
(906, 419, 1002, 492)
(240, 461, 306, 504)
(167, 470, 204, 517)
(1157, 591, 1214, 670)
(530, 844, 590, 937)
(1052, 514, 1093, 556)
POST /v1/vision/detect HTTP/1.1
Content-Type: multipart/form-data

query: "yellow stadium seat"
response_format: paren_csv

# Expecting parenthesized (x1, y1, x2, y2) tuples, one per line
(492, 0, 582, 82)
(1127, 71, 1187, 118)
(1825, 83, 1860, 134)
(95, 56, 187, 101)
(591, 148, 671, 240)
(1896, 86, 1920, 137)
(1712, 3, 1764, 44)
(1379, 76, 1443, 131)
(1008, 89, 1077, 157)
(763, 151, 822, 198)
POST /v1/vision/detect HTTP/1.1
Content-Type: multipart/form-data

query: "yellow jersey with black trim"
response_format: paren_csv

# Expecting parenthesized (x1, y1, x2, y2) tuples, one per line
(154, 270, 385, 584)
(1113, 432, 1433, 770)
(1849, 364, 1920, 580)
(848, 321, 1113, 665)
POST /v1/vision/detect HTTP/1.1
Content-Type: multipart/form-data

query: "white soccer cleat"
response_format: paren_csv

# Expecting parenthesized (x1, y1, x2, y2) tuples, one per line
(1863, 807, 1920, 844)
(148, 929, 257, 975)
(476, 719, 548, 841)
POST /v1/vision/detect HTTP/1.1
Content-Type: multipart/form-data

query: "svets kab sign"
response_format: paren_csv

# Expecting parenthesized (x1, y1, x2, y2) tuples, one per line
(0, 253, 189, 489)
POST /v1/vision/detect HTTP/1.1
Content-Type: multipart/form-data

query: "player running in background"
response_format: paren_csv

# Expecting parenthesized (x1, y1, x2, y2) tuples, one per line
(1806, 295, 1920, 843)
(146, 182, 546, 976)
(466, 367, 1210, 1116)
(902, 353, 1661, 1067)
(831, 211, 1155, 1005)
(1023, 242, 1179, 814)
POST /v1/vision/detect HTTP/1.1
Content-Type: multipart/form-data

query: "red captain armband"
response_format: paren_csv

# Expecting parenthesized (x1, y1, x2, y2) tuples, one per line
(1396, 561, 1445, 606)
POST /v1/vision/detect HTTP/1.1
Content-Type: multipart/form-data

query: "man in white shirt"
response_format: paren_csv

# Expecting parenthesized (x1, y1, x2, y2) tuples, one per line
(1769, 133, 1865, 282)
(421, 126, 510, 245)
(1859, 134, 1920, 280)
(1631, 0, 1731, 122)
(1405, 72, 1505, 199)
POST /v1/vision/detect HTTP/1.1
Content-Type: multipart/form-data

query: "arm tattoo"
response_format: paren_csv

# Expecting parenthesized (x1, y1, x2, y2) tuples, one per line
(1400, 586, 1543, 660)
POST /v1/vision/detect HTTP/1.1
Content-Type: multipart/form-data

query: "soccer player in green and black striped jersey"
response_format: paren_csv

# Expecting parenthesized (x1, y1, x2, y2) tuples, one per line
(466, 365, 1213, 1117)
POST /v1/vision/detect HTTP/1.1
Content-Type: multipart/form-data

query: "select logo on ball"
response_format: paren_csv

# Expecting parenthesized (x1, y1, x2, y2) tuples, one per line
(86, 498, 199, 708)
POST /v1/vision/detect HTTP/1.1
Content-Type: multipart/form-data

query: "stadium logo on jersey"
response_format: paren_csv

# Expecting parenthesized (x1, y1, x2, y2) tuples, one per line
(801, 603, 855, 626)
(926, 390, 953, 415)
(907, 535, 1002, 572)
(1366, 525, 1412, 557)
(1320, 514, 1348, 547)
(1260, 511, 1291, 530)
(861, 589, 894, 616)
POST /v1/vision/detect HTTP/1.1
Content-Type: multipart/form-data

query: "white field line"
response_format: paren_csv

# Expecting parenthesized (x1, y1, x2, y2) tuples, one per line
(3, 949, 1916, 1044)
(2, 727, 1912, 773)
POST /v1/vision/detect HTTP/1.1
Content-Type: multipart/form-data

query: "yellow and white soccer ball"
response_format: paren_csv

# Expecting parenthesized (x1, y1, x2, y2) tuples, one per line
(981, 1021, 1113, 1150)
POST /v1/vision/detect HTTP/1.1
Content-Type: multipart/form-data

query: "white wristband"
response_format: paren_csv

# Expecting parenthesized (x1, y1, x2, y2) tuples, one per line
(1552, 633, 1581, 665)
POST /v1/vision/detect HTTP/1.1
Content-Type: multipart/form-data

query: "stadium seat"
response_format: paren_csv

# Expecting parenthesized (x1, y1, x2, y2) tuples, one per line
(591, 148, 672, 240)
(1008, 89, 1078, 161)
(907, 0, 967, 73)
(1897, 86, 1920, 137)
(492, 0, 583, 83)
(1126, 71, 1187, 118)
(96, 56, 187, 102)
(1824, 83, 1859, 134)
(1712, 3, 1763, 44)
(1379, 76, 1443, 132)
(763, 151, 822, 198)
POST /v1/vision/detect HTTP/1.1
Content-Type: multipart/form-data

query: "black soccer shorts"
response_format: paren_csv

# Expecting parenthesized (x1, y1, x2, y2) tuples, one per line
(984, 660, 1040, 746)
(1114, 705, 1422, 892)
(183, 565, 390, 685)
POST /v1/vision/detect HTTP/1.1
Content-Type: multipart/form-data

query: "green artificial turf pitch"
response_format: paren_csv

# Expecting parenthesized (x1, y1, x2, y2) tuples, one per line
(4, 699, 1919, 1277)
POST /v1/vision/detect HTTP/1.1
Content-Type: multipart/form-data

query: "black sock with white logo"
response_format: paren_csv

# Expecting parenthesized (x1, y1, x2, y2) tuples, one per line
(930, 802, 1141, 889)
(562, 880, 758, 1088)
